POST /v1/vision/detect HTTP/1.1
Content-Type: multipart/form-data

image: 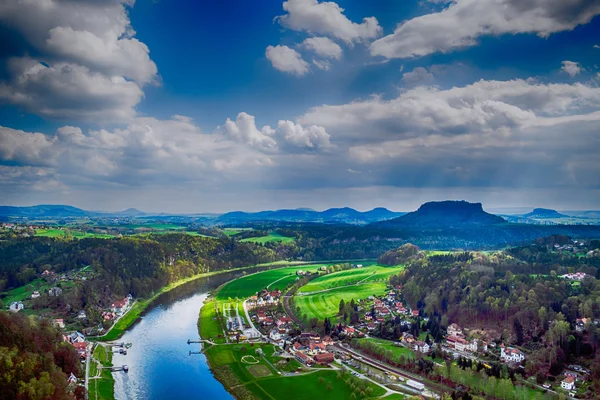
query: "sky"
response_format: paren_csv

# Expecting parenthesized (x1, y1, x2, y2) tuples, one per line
(1, 0, 600, 213)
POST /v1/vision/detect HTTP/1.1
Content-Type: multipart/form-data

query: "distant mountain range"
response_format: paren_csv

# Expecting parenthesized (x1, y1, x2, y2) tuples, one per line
(0, 205, 146, 218)
(1, 202, 599, 227)
(216, 207, 404, 225)
(377, 200, 506, 228)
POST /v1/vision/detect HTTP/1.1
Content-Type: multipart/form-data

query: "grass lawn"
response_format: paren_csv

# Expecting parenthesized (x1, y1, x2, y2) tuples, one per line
(363, 338, 415, 359)
(216, 264, 329, 300)
(205, 344, 385, 400)
(295, 282, 389, 320)
(89, 345, 114, 400)
(251, 370, 386, 400)
(298, 264, 401, 294)
(2, 278, 52, 304)
(240, 232, 295, 244)
(198, 296, 226, 343)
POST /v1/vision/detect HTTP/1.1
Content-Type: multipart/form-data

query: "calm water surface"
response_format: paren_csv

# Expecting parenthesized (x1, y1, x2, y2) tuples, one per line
(112, 269, 267, 399)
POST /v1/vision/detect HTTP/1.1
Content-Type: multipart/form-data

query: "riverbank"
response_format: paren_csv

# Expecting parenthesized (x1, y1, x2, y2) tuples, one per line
(96, 263, 286, 341)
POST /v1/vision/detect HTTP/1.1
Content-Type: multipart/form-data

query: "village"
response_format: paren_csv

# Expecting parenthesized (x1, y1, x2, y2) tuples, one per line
(206, 270, 595, 399)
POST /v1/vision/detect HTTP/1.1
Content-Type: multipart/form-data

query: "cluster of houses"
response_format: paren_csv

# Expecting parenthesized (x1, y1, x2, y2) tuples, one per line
(64, 331, 88, 359)
(268, 316, 294, 341)
(289, 333, 335, 366)
(560, 272, 587, 281)
(247, 289, 282, 309)
(401, 333, 431, 354)
(499, 344, 525, 364)
(444, 323, 488, 355)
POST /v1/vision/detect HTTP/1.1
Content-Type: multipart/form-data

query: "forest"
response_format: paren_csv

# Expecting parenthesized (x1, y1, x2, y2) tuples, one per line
(0, 312, 83, 400)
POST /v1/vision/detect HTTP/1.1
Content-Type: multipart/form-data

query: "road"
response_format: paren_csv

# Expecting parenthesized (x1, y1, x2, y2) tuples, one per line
(84, 344, 91, 399)
(242, 300, 265, 339)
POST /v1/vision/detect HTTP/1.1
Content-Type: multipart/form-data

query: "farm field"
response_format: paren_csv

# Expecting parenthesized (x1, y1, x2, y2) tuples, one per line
(297, 264, 401, 294)
(240, 232, 295, 244)
(216, 263, 329, 300)
(2, 278, 53, 304)
(295, 282, 389, 320)
(35, 228, 114, 239)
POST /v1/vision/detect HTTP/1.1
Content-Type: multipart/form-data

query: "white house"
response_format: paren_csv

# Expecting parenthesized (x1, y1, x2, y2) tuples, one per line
(31, 291, 40, 299)
(269, 329, 283, 341)
(413, 341, 430, 353)
(48, 287, 63, 297)
(447, 323, 463, 337)
(500, 345, 525, 363)
(561, 376, 575, 391)
(9, 301, 24, 312)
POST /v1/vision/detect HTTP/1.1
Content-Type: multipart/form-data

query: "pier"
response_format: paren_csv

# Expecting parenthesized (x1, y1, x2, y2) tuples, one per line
(110, 365, 129, 372)
(187, 339, 214, 345)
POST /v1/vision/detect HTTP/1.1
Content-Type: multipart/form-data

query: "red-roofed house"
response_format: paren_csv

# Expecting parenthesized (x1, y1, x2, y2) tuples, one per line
(314, 352, 334, 364)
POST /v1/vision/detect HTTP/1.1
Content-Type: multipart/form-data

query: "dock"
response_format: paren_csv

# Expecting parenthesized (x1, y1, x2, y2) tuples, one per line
(110, 365, 129, 372)
(187, 339, 214, 345)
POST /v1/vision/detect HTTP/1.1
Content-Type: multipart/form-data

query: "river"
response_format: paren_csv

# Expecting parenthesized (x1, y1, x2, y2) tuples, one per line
(111, 268, 268, 399)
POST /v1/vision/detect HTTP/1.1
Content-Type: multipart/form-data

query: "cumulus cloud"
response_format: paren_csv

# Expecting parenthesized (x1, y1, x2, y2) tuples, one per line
(277, 120, 332, 149)
(265, 45, 310, 76)
(302, 37, 343, 59)
(0, 0, 157, 121)
(312, 59, 332, 71)
(401, 67, 435, 85)
(371, 0, 600, 59)
(276, 0, 381, 44)
(561, 60, 582, 77)
(218, 112, 278, 152)
(218, 112, 332, 151)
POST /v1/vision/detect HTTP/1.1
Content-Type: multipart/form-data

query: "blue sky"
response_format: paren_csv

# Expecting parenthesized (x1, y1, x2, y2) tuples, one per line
(1, 0, 600, 212)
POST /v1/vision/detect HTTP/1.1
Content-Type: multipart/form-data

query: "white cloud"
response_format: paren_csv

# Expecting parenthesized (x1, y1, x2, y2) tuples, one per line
(561, 60, 582, 77)
(401, 67, 435, 85)
(312, 59, 332, 71)
(265, 45, 310, 76)
(0, 58, 143, 121)
(276, 0, 381, 44)
(0, 0, 157, 121)
(594, 44, 600, 49)
(219, 112, 278, 151)
(277, 120, 332, 149)
(371, 0, 600, 59)
(302, 37, 343, 59)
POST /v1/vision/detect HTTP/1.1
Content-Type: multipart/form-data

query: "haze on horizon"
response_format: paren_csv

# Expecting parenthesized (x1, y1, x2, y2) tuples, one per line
(1, 0, 600, 213)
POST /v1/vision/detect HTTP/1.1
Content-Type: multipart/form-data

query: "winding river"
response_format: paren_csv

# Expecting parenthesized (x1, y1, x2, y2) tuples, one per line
(111, 267, 268, 399)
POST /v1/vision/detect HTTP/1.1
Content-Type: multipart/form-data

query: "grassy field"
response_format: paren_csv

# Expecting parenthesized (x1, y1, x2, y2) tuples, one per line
(2, 278, 52, 304)
(294, 265, 405, 320)
(198, 296, 227, 343)
(206, 344, 385, 400)
(363, 338, 415, 359)
(295, 282, 389, 320)
(240, 232, 295, 244)
(297, 264, 399, 294)
(35, 228, 114, 239)
(89, 345, 114, 400)
(216, 264, 329, 300)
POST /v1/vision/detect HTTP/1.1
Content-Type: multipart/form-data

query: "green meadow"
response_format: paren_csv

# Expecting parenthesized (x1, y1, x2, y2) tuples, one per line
(295, 282, 388, 320)
(240, 232, 295, 244)
(297, 264, 400, 293)
(35, 228, 114, 239)
(216, 264, 328, 300)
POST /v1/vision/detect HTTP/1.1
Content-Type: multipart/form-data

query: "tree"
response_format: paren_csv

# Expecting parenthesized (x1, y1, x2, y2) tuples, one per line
(339, 299, 345, 315)
(326, 382, 332, 391)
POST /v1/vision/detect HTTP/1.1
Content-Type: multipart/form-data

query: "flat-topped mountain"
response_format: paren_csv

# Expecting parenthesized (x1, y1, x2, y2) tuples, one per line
(380, 200, 506, 228)
(524, 208, 568, 219)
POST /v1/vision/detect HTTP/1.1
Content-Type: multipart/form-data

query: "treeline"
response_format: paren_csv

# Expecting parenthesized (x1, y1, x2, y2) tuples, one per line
(0, 311, 83, 400)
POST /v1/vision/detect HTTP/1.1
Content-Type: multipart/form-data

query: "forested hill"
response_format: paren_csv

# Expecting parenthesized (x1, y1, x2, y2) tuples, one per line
(0, 311, 83, 399)
(0, 234, 281, 305)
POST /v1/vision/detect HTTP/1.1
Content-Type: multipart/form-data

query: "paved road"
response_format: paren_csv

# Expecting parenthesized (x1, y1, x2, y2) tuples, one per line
(84, 344, 90, 399)
(242, 300, 265, 339)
